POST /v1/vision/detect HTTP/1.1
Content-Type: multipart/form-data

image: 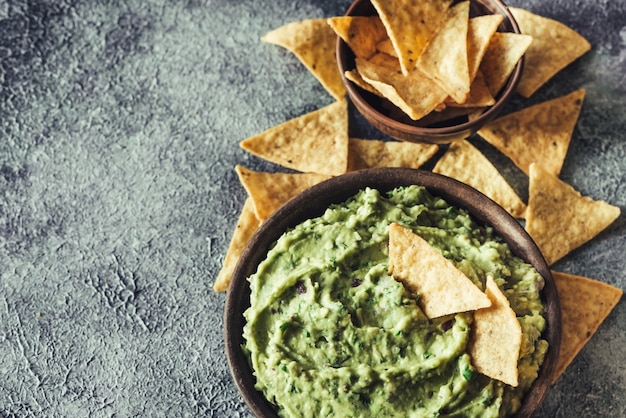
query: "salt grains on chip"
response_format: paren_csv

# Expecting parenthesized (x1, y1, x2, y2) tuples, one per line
(388, 223, 492, 319)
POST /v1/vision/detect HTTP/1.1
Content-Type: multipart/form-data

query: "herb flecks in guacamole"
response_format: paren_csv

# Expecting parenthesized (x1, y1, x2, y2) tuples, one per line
(243, 186, 547, 417)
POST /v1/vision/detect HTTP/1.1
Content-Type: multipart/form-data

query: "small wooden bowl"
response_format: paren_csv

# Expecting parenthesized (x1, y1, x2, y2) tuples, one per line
(336, 0, 523, 144)
(225, 168, 561, 418)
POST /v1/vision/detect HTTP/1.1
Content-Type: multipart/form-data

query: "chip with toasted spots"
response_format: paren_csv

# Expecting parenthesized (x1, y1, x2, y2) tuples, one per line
(511, 7, 592, 98)
(551, 270, 623, 382)
(525, 163, 621, 265)
(262, 19, 345, 100)
(388, 223, 492, 319)
(417, 1, 471, 104)
(370, 0, 453, 75)
(327, 16, 388, 60)
(347, 138, 438, 171)
(469, 275, 523, 387)
(477, 89, 586, 176)
(479, 32, 533, 96)
(356, 56, 449, 121)
(240, 100, 349, 176)
(432, 139, 527, 218)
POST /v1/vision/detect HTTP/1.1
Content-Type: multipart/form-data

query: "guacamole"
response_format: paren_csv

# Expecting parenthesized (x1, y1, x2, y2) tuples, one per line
(243, 186, 548, 418)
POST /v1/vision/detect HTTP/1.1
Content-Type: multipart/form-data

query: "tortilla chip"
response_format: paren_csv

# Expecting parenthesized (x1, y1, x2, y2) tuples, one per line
(551, 270, 622, 382)
(477, 89, 586, 176)
(432, 139, 526, 218)
(261, 19, 345, 100)
(417, 1, 471, 104)
(235, 165, 331, 222)
(370, 0, 453, 75)
(388, 223, 492, 319)
(213, 198, 260, 292)
(469, 275, 522, 387)
(446, 70, 494, 108)
(347, 138, 439, 171)
(240, 100, 349, 175)
(356, 56, 449, 121)
(376, 38, 397, 57)
(479, 32, 533, 96)
(467, 14, 504, 83)
(344, 69, 383, 97)
(328, 16, 388, 60)
(525, 163, 621, 265)
(511, 8, 592, 98)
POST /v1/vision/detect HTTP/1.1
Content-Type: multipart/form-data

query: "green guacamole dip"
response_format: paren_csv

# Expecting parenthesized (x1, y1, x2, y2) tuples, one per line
(243, 186, 548, 418)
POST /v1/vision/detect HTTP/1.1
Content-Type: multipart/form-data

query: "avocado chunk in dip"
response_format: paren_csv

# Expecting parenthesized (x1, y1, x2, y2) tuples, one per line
(243, 186, 548, 418)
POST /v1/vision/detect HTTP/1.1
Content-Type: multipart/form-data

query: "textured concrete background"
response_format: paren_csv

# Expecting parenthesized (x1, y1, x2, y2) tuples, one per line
(0, 0, 624, 416)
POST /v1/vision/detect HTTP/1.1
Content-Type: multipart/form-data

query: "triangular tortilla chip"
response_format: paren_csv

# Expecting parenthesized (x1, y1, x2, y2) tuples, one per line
(467, 14, 504, 83)
(261, 19, 345, 100)
(370, 0, 453, 75)
(213, 198, 260, 292)
(356, 56, 449, 121)
(347, 138, 438, 171)
(240, 100, 349, 175)
(388, 223, 492, 319)
(235, 165, 331, 221)
(469, 275, 522, 387)
(551, 270, 622, 382)
(477, 89, 586, 176)
(432, 139, 527, 218)
(511, 8, 592, 98)
(525, 163, 621, 265)
(479, 32, 533, 96)
(417, 1, 471, 104)
(327, 16, 388, 60)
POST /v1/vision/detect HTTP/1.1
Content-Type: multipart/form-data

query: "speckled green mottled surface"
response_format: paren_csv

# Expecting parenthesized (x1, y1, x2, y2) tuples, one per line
(0, 0, 624, 417)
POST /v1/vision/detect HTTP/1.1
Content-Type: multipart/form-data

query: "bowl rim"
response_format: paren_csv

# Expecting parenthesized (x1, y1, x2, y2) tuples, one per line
(225, 168, 561, 418)
(336, 0, 524, 143)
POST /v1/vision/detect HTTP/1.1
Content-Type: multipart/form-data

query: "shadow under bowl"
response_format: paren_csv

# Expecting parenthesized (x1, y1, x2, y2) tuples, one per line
(336, 0, 523, 144)
(225, 168, 561, 418)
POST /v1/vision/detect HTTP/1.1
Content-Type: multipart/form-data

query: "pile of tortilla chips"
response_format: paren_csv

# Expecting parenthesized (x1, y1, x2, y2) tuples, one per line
(336, 0, 533, 121)
(215, 1, 622, 391)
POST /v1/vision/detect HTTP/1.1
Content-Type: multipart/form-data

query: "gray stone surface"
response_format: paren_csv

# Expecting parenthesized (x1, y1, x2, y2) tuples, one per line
(0, 0, 624, 416)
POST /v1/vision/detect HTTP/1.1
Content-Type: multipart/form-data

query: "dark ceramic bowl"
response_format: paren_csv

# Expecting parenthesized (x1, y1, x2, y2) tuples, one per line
(225, 168, 560, 418)
(336, 0, 523, 144)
